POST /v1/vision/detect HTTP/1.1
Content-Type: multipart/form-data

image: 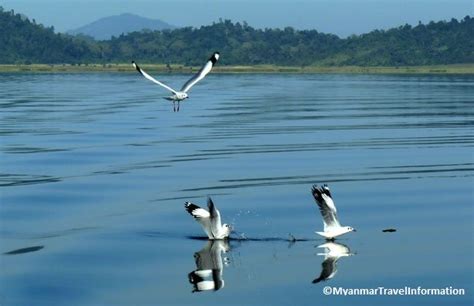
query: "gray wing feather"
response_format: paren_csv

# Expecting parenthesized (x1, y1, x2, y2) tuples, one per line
(132, 61, 178, 94)
(180, 52, 219, 93)
(312, 257, 338, 283)
(207, 197, 222, 237)
(185, 202, 213, 239)
(311, 185, 341, 230)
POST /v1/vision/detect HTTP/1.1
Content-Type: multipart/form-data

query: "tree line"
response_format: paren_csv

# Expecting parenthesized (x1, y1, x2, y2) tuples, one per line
(1, 7, 472, 66)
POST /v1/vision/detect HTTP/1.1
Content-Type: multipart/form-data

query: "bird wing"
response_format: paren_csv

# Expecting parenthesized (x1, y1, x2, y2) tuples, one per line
(180, 52, 219, 93)
(212, 269, 225, 291)
(185, 202, 213, 238)
(188, 271, 215, 292)
(311, 185, 341, 230)
(312, 256, 338, 283)
(132, 61, 178, 94)
(207, 197, 223, 238)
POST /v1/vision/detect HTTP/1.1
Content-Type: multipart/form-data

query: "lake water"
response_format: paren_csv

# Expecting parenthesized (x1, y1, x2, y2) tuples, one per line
(1, 73, 473, 305)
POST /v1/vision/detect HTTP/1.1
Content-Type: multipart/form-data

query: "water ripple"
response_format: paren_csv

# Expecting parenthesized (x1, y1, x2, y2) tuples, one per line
(0, 174, 61, 187)
(179, 163, 474, 192)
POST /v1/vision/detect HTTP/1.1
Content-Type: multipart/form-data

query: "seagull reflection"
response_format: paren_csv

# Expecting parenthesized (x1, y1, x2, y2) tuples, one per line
(313, 241, 353, 283)
(188, 240, 230, 292)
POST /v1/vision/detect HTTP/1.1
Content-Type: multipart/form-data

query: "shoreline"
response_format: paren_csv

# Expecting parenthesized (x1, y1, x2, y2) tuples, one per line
(0, 63, 473, 74)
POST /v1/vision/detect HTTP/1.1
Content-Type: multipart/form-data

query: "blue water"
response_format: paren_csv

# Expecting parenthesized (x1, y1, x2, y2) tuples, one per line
(1, 73, 473, 305)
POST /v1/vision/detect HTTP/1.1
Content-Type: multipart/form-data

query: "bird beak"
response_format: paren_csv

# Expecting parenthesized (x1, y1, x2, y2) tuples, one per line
(353, 229, 357, 232)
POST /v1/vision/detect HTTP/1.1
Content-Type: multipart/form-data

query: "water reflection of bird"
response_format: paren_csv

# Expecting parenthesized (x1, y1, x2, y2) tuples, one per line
(311, 184, 356, 239)
(313, 242, 353, 283)
(132, 52, 219, 112)
(188, 240, 230, 292)
(185, 197, 232, 240)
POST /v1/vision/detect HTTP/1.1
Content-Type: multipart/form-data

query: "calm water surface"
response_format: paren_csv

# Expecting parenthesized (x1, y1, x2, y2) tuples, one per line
(0, 73, 473, 305)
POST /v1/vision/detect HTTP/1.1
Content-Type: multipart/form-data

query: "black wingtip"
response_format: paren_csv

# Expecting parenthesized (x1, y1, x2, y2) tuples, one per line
(185, 202, 200, 215)
(311, 184, 322, 196)
(322, 184, 332, 197)
(207, 196, 215, 208)
(311, 184, 332, 204)
(312, 277, 324, 284)
(311, 184, 332, 199)
(209, 52, 220, 65)
(132, 61, 144, 75)
(184, 201, 191, 211)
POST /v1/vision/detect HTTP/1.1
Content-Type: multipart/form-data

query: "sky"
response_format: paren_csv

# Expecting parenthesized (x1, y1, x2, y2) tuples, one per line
(2, 0, 473, 37)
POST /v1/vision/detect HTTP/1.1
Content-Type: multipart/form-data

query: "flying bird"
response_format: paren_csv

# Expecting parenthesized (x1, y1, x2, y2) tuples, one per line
(188, 240, 230, 292)
(185, 197, 232, 240)
(132, 52, 220, 111)
(311, 184, 356, 239)
(312, 241, 353, 283)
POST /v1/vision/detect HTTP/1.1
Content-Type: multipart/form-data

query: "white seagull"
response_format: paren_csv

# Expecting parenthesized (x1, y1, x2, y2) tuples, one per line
(188, 240, 230, 292)
(132, 51, 220, 111)
(313, 241, 353, 283)
(185, 197, 232, 240)
(311, 184, 356, 239)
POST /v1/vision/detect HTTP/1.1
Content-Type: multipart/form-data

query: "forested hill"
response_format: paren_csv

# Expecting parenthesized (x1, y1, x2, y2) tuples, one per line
(1, 7, 473, 66)
(0, 8, 95, 63)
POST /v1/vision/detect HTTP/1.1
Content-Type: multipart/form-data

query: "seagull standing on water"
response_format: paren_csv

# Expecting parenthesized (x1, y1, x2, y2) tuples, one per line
(188, 240, 230, 292)
(311, 184, 356, 239)
(185, 197, 232, 240)
(132, 52, 220, 111)
(313, 241, 353, 283)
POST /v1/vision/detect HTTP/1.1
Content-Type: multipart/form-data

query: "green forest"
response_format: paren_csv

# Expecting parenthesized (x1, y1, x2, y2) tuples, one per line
(1, 6, 473, 66)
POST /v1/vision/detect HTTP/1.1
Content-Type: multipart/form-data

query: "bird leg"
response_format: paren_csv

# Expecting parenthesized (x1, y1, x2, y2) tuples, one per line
(177, 101, 180, 112)
(173, 101, 176, 112)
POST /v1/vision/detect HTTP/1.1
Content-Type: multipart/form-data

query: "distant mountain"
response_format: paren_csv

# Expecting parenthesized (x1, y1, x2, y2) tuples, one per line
(67, 13, 176, 40)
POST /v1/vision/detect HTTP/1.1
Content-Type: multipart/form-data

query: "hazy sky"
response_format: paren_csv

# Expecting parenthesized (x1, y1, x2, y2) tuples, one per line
(2, 0, 473, 37)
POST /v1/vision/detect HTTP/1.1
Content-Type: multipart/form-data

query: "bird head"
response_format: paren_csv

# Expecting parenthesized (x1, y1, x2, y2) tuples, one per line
(346, 226, 356, 232)
(223, 223, 233, 236)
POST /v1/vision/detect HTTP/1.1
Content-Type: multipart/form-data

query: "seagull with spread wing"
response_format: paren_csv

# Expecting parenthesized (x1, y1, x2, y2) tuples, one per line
(132, 51, 220, 111)
(311, 184, 356, 239)
(185, 197, 232, 240)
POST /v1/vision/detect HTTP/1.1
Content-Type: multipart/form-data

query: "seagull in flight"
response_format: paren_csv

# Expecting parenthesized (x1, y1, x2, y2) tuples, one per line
(132, 52, 220, 112)
(313, 241, 353, 283)
(188, 240, 230, 292)
(311, 184, 356, 239)
(185, 197, 232, 240)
